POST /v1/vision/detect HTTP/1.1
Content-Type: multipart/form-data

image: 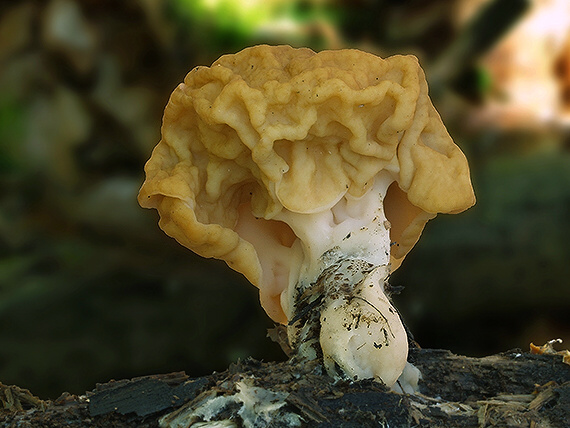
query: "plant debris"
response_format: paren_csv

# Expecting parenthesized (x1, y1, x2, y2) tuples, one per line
(530, 339, 570, 365)
(1, 348, 569, 427)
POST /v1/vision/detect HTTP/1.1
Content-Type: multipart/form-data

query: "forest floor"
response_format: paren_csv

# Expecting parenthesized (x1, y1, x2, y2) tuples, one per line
(1, 347, 569, 427)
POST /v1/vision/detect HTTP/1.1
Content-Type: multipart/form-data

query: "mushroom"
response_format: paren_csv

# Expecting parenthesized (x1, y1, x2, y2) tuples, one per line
(138, 45, 475, 388)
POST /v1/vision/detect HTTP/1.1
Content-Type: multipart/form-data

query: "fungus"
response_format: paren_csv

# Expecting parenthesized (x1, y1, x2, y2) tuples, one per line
(138, 45, 475, 388)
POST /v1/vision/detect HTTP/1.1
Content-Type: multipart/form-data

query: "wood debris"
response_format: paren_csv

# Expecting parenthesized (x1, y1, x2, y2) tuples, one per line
(1, 348, 569, 427)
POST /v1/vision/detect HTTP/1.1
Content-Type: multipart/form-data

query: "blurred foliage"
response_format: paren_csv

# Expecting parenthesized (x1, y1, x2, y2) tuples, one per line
(0, 96, 26, 174)
(0, 0, 569, 399)
(170, 0, 340, 51)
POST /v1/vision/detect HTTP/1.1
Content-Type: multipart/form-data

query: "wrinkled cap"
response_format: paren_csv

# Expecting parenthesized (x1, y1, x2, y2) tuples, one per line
(139, 45, 475, 323)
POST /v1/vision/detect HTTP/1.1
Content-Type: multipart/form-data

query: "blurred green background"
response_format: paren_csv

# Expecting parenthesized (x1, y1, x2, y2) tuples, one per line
(1, 0, 569, 399)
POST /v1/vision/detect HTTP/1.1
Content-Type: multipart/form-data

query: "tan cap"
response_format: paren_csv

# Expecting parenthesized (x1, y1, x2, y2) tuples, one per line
(139, 45, 475, 323)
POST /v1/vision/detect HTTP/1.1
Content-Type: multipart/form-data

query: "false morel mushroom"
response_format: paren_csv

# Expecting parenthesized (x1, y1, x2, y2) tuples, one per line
(138, 45, 475, 388)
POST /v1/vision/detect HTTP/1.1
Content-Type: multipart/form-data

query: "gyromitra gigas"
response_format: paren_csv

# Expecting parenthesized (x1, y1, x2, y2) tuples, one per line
(139, 45, 475, 389)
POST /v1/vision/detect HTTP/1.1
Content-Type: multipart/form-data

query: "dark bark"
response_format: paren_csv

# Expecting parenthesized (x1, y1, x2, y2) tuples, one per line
(1, 348, 569, 427)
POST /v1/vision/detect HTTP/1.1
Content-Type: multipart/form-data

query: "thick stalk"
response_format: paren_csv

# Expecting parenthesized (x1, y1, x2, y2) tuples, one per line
(287, 257, 408, 387)
(271, 173, 410, 387)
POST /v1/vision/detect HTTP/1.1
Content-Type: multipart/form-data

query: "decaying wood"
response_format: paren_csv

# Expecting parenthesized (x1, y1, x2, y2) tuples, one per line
(1, 348, 569, 427)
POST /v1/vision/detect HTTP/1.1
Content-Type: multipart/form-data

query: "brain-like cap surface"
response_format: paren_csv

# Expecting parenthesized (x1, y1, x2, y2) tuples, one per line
(139, 45, 475, 322)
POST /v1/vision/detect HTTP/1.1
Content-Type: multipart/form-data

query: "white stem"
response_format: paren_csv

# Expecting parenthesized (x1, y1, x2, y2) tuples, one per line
(319, 263, 408, 387)
(275, 172, 394, 319)
(272, 173, 409, 387)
